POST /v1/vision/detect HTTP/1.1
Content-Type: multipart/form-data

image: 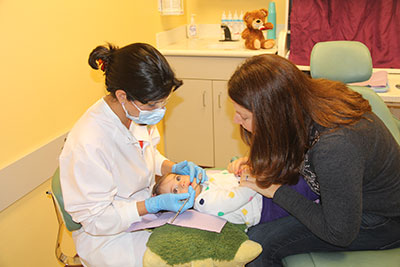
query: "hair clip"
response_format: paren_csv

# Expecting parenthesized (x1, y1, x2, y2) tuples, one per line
(97, 59, 106, 71)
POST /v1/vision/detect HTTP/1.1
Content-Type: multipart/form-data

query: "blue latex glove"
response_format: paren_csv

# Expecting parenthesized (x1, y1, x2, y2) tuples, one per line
(172, 160, 208, 184)
(145, 186, 195, 214)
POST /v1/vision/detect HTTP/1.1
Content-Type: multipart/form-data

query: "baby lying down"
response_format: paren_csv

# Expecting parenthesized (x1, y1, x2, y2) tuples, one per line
(152, 170, 318, 228)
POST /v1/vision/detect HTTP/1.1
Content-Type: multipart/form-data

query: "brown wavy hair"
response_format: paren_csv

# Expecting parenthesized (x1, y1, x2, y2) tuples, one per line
(228, 54, 371, 188)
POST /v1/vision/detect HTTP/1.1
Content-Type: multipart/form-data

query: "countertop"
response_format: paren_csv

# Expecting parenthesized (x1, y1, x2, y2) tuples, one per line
(158, 38, 278, 58)
(379, 74, 400, 103)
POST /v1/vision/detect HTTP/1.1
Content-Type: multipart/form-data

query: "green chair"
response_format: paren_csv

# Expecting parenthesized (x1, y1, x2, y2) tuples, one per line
(310, 40, 400, 145)
(47, 168, 83, 266)
(282, 40, 400, 266)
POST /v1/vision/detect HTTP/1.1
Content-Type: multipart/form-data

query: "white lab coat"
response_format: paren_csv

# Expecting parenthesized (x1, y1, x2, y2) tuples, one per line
(59, 98, 166, 267)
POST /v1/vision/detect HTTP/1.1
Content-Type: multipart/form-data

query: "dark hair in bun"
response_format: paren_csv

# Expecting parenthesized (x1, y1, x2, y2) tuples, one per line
(88, 42, 182, 103)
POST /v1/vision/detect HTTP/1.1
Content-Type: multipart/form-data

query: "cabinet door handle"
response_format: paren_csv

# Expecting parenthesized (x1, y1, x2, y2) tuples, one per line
(218, 92, 222, 108)
(202, 91, 206, 107)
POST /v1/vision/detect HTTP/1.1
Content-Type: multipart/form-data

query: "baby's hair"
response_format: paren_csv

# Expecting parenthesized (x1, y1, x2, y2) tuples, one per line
(152, 173, 172, 196)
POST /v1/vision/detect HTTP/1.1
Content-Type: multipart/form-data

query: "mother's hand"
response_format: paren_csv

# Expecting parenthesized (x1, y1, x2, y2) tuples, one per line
(227, 157, 249, 177)
(239, 174, 282, 198)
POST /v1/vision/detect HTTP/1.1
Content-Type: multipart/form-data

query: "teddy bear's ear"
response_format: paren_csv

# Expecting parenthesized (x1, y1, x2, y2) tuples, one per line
(243, 11, 251, 22)
(260, 8, 269, 17)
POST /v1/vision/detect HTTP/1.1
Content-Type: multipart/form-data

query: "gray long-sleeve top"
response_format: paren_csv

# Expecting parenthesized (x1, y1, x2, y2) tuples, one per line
(274, 112, 400, 247)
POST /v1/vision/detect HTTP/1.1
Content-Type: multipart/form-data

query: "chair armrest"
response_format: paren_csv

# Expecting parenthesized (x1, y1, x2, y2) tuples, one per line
(277, 30, 289, 58)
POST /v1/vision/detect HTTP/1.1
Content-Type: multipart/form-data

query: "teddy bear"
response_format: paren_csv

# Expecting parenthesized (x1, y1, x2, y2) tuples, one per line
(242, 8, 275, 50)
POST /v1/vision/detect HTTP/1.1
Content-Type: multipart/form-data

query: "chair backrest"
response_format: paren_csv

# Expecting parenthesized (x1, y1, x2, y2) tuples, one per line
(310, 41, 400, 145)
(310, 41, 373, 83)
(51, 168, 82, 231)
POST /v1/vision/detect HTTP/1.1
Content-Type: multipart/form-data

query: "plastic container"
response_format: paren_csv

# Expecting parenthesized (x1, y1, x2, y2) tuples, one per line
(187, 14, 198, 39)
(239, 10, 246, 34)
(267, 2, 276, 39)
(227, 11, 234, 37)
(232, 11, 241, 40)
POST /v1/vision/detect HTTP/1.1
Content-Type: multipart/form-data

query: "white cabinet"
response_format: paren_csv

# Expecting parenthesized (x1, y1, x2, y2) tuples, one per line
(164, 79, 214, 167)
(164, 78, 247, 168)
(162, 55, 249, 168)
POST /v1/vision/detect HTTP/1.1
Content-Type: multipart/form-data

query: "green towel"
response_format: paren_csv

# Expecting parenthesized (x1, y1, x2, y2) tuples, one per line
(146, 222, 248, 265)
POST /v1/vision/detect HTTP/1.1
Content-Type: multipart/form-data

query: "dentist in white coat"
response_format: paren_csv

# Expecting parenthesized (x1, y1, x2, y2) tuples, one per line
(59, 43, 207, 267)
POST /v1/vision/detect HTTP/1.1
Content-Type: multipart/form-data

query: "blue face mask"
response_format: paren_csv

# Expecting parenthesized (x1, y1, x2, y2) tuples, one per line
(122, 101, 166, 125)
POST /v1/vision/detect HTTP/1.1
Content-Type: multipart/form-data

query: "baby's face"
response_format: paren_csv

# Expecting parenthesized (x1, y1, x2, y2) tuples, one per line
(160, 173, 202, 197)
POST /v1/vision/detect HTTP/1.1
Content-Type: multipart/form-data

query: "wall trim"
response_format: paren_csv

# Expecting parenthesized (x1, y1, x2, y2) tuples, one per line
(0, 132, 68, 211)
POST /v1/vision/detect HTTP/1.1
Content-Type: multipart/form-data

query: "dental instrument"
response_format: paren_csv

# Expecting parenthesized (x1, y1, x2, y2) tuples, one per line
(170, 175, 202, 224)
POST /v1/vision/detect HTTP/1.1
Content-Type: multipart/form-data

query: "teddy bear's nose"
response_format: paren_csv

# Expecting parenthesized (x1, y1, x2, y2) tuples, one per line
(256, 19, 261, 23)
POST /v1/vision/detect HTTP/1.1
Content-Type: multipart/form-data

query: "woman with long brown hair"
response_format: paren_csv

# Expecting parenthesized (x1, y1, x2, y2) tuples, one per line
(228, 54, 400, 267)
